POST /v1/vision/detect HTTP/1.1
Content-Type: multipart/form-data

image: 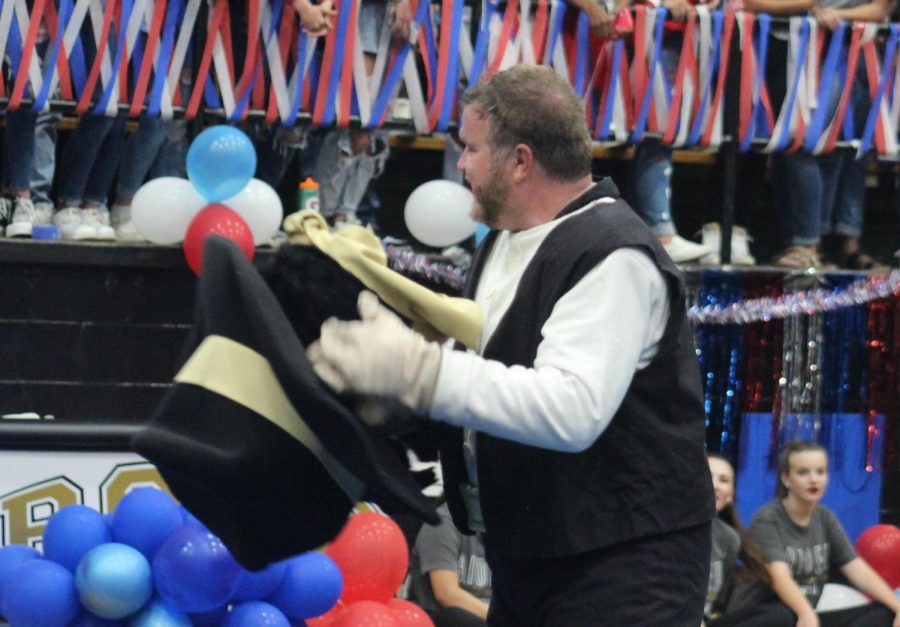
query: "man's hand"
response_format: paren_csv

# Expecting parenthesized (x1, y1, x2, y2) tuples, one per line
(662, 0, 694, 21)
(813, 6, 842, 29)
(293, 0, 337, 36)
(307, 291, 443, 415)
(392, 0, 413, 42)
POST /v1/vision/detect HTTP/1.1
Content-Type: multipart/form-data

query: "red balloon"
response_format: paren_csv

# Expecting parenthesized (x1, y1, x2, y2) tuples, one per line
(385, 599, 434, 627)
(855, 524, 900, 588)
(325, 512, 409, 604)
(332, 601, 399, 627)
(183, 203, 255, 275)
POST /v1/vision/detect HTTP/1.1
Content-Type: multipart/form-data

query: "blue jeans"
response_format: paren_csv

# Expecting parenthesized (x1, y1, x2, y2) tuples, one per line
(631, 38, 680, 236)
(56, 114, 127, 206)
(116, 117, 187, 200)
(32, 111, 60, 205)
(768, 38, 870, 245)
(3, 108, 38, 193)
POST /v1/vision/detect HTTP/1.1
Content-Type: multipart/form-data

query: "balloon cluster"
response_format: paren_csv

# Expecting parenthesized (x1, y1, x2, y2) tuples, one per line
(855, 524, 900, 589)
(0, 488, 344, 626)
(313, 512, 434, 627)
(130, 126, 284, 275)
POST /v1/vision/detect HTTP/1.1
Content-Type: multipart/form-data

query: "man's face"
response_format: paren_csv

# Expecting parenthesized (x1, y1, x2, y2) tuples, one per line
(457, 107, 510, 228)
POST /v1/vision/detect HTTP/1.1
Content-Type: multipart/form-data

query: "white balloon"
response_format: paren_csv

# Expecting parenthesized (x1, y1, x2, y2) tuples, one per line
(131, 177, 206, 245)
(816, 584, 870, 611)
(404, 180, 476, 248)
(221, 178, 284, 245)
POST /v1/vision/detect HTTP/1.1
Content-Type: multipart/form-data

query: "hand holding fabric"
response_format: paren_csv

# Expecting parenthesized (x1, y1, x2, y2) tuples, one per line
(307, 291, 442, 415)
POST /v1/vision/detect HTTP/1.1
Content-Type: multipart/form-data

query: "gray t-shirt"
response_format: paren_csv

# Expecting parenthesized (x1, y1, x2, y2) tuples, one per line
(731, 500, 857, 610)
(706, 517, 741, 618)
(408, 503, 492, 613)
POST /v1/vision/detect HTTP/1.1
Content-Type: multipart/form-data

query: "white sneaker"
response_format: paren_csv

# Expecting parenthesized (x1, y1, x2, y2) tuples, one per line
(53, 207, 84, 240)
(663, 234, 715, 263)
(697, 223, 756, 265)
(33, 202, 54, 226)
(110, 204, 145, 242)
(5, 197, 36, 237)
(0, 196, 13, 235)
(79, 207, 116, 241)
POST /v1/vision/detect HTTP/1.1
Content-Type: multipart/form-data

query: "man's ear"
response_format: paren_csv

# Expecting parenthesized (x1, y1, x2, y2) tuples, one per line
(511, 142, 534, 182)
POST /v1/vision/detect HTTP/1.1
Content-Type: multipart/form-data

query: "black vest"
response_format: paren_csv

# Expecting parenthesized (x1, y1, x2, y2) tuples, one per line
(439, 180, 715, 558)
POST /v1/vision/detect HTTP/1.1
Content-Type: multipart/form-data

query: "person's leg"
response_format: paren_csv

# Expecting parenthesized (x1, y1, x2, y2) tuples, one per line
(632, 141, 676, 238)
(709, 602, 796, 627)
(115, 116, 171, 203)
(828, 76, 881, 269)
(630, 38, 711, 262)
(429, 607, 487, 627)
(110, 116, 173, 241)
(3, 108, 40, 237)
(148, 119, 188, 180)
(819, 601, 895, 627)
(31, 111, 59, 208)
(55, 114, 118, 207)
(485, 523, 711, 627)
(312, 130, 354, 221)
(770, 151, 824, 267)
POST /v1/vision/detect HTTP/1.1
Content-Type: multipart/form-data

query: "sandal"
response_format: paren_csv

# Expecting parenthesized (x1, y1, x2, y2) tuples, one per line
(772, 246, 824, 269)
(841, 251, 889, 272)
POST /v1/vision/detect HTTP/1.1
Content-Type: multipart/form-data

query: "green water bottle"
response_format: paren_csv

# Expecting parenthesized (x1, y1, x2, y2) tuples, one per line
(298, 177, 320, 212)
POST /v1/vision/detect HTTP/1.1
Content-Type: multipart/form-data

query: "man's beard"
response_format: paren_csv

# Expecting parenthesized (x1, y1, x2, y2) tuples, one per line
(472, 163, 509, 228)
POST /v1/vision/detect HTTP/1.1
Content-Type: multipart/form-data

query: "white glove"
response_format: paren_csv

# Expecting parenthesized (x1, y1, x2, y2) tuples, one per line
(307, 291, 443, 415)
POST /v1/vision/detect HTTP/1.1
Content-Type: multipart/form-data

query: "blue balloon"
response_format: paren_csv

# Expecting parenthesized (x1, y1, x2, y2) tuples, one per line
(233, 561, 288, 601)
(152, 524, 241, 613)
(1, 559, 80, 626)
(188, 603, 230, 626)
(69, 611, 125, 626)
(181, 506, 202, 527)
(225, 602, 290, 627)
(187, 125, 257, 201)
(75, 543, 153, 619)
(110, 488, 182, 561)
(127, 596, 192, 627)
(0, 544, 41, 611)
(44, 505, 112, 572)
(474, 223, 490, 245)
(265, 553, 343, 620)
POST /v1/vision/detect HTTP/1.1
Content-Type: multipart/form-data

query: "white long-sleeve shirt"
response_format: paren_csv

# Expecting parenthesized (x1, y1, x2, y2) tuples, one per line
(430, 200, 671, 454)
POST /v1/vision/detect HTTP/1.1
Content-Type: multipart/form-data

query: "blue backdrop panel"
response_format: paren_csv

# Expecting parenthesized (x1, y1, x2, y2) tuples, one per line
(736, 413, 884, 543)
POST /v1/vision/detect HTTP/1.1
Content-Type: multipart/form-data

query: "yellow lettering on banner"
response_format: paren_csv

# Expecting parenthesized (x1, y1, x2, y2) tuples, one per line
(100, 463, 175, 513)
(1, 478, 81, 547)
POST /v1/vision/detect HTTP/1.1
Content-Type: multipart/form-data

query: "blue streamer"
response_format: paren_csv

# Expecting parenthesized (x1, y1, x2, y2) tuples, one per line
(147, 0, 183, 117)
(574, 10, 589, 97)
(805, 22, 847, 152)
(595, 38, 623, 140)
(468, 0, 498, 85)
(686, 10, 723, 147)
(631, 8, 668, 143)
(284, 28, 308, 126)
(436, 0, 463, 131)
(94, 0, 135, 115)
(740, 13, 771, 151)
(34, 0, 75, 110)
(771, 18, 809, 151)
(860, 24, 899, 154)
(543, 0, 566, 66)
(367, 0, 432, 128)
